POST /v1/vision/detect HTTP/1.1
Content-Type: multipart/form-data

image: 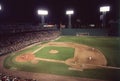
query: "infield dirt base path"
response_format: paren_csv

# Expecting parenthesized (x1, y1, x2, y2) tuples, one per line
(0, 55, 107, 81)
(41, 42, 107, 69)
(15, 42, 107, 70)
(0, 41, 117, 81)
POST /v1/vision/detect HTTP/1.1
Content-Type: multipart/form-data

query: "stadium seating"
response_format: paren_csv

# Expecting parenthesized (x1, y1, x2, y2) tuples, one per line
(0, 30, 60, 55)
(0, 72, 37, 81)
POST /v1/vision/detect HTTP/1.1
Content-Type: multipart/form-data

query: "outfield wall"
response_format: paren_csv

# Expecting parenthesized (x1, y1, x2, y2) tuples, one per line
(119, 0, 120, 36)
(61, 28, 108, 36)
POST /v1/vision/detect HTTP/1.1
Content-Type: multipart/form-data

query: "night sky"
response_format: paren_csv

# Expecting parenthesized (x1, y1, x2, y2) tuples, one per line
(0, 0, 118, 24)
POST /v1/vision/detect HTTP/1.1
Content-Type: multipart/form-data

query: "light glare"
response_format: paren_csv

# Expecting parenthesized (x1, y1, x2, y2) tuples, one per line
(100, 6, 110, 12)
(0, 5, 1, 10)
(66, 10, 74, 15)
(38, 10, 48, 15)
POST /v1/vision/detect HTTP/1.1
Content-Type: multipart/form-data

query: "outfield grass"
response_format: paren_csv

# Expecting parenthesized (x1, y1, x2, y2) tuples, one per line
(4, 36, 120, 81)
(55, 36, 120, 67)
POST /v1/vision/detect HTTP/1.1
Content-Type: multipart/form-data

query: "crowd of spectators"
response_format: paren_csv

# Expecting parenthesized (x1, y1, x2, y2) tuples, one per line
(0, 30, 60, 55)
(0, 72, 37, 81)
(0, 24, 58, 34)
(0, 25, 60, 81)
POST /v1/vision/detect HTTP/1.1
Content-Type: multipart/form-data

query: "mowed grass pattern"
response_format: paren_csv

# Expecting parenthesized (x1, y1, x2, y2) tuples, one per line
(35, 46, 74, 60)
(4, 36, 120, 81)
(55, 36, 120, 67)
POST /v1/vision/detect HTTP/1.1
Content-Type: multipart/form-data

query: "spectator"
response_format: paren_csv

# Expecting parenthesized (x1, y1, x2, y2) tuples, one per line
(0, 30, 60, 55)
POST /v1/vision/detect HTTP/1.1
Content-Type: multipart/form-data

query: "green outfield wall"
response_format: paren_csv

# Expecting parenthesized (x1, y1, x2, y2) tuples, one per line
(61, 28, 108, 36)
(118, 0, 120, 36)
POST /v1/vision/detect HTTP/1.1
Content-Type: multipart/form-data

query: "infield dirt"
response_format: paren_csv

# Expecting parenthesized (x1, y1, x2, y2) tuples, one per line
(15, 42, 107, 70)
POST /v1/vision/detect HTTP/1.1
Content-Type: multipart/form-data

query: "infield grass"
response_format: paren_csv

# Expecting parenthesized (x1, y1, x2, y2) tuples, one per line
(55, 36, 120, 67)
(4, 36, 120, 81)
(35, 46, 74, 60)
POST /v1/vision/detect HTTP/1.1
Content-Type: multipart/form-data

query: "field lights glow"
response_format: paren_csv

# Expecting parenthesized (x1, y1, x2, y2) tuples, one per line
(37, 10, 48, 15)
(0, 5, 2, 10)
(66, 10, 74, 15)
(100, 6, 110, 12)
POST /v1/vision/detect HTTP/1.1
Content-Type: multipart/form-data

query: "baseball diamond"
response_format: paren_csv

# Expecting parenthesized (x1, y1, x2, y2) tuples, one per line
(14, 42, 107, 70)
(1, 36, 120, 81)
(0, 1, 119, 81)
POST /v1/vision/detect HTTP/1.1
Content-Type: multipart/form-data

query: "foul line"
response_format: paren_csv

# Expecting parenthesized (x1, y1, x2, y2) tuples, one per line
(85, 64, 120, 70)
(35, 57, 120, 70)
(35, 57, 65, 64)
(51, 36, 61, 41)
(33, 46, 45, 54)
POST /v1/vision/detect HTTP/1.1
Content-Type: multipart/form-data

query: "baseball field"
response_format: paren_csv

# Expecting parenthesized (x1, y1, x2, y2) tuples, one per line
(3, 36, 120, 81)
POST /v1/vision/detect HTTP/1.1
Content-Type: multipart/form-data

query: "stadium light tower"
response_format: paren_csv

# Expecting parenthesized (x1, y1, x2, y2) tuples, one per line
(66, 10, 74, 28)
(100, 6, 110, 27)
(37, 9, 48, 27)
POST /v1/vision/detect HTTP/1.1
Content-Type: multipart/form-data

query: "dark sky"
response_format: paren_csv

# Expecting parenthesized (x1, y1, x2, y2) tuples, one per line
(0, 0, 118, 24)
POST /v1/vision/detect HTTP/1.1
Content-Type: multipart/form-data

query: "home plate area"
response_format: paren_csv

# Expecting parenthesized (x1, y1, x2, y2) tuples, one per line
(15, 42, 107, 71)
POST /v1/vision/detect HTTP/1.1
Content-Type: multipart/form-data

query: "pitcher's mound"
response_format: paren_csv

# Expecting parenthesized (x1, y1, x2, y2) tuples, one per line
(49, 50, 59, 54)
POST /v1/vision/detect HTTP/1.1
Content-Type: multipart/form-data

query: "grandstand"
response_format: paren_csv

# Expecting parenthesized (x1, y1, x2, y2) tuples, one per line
(0, 1, 119, 80)
(0, 26, 59, 55)
(0, 23, 120, 81)
(0, 24, 60, 80)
